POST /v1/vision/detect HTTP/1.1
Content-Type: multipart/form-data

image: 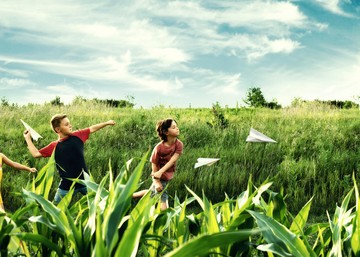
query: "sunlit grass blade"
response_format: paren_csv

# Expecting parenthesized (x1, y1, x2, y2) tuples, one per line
(176, 197, 188, 245)
(33, 154, 55, 199)
(185, 185, 204, 210)
(290, 196, 313, 234)
(229, 181, 273, 229)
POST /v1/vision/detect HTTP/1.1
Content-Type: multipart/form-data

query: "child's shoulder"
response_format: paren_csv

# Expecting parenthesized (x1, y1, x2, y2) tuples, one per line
(175, 139, 183, 146)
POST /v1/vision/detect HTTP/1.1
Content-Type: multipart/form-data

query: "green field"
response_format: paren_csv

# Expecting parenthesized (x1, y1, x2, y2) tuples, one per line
(1, 101, 358, 215)
(0, 101, 359, 256)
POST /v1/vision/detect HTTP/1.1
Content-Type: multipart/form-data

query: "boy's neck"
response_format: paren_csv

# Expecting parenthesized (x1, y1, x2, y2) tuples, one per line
(165, 136, 177, 145)
(58, 132, 69, 140)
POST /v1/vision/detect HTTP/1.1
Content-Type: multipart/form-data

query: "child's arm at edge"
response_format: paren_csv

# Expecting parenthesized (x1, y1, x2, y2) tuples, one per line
(1, 153, 37, 173)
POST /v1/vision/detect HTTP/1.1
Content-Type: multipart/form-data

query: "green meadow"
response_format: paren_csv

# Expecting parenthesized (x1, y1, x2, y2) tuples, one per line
(1, 101, 358, 214)
(0, 101, 359, 256)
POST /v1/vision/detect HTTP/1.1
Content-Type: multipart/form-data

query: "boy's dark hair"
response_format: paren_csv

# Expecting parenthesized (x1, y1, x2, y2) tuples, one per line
(156, 118, 176, 141)
(50, 114, 67, 132)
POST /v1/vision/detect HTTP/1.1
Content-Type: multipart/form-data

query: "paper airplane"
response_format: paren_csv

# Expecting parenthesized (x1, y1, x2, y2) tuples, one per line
(194, 158, 220, 169)
(20, 119, 42, 141)
(246, 128, 276, 143)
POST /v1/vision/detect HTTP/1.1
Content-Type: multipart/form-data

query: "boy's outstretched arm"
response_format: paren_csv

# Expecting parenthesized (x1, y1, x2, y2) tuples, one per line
(89, 120, 116, 133)
(23, 130, 42, 158)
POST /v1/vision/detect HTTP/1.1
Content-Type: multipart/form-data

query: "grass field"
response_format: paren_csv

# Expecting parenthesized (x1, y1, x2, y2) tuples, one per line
(0, 100, 359, 256)
(0, 101, 359, 215)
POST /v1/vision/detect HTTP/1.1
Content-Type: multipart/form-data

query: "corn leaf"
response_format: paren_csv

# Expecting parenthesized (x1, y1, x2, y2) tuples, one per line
(103, 152, 147, 251)
(257, 243, 292, 257)
(22, 189, 73, 241)
(290, 196, 314, 234)
(164, 230, 260, 257)
(15, 232, 62, 256)
(249, 210, 316, 257)
(329, 188, 354, 257)
(351, 173, 360, 255)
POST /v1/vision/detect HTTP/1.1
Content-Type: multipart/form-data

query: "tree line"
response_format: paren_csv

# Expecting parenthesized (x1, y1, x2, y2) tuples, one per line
(1, 88, 359, 109)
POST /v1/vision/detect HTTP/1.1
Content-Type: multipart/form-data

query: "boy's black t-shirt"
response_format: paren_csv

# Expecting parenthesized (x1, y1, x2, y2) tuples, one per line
(39, 129, 90, 190)
(55, 136, 88, 190)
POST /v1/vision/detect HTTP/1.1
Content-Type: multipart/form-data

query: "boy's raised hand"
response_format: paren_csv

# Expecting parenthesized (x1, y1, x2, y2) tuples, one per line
(23, 129, 32, 140)
(106, 120, 116, 126)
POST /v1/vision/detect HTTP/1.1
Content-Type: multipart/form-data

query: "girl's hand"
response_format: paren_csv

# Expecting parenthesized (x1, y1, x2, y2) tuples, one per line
(29, 167, 37, 173)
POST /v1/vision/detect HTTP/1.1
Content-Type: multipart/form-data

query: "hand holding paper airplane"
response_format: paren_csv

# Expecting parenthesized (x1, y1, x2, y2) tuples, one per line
(246, 128, 276, 143)
(21, 119, 42, 141)
(194, 158, 220, 169)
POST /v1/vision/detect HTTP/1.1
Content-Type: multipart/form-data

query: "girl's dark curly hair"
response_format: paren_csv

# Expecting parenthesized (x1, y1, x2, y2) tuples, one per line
(156, 118, 177, 141)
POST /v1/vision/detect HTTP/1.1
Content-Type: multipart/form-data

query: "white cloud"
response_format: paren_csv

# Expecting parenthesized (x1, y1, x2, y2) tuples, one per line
(146, 48, 190, 67)
(314, 0, 353, 17)
(0, 67, 30, 77)
(1, 0, 355, 107)
(0, 77, 36, 89)
(228, 35, 301, 61)
(21, 82, 110, 105)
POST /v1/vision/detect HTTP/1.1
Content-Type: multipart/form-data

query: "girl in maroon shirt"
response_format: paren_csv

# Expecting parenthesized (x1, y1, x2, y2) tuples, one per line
(133, 118, 183, 210)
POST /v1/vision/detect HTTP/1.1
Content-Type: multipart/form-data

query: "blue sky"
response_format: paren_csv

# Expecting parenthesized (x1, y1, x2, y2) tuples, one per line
(0, 0, 359, 108)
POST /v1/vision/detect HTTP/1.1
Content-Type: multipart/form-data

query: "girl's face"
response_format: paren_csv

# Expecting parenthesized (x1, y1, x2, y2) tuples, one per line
(56, 117, 73, 136)
(166, 121, 180, 137)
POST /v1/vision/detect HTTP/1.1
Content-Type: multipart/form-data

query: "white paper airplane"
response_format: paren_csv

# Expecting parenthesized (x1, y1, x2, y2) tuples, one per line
(194, 158, 220, 169)
(246, 128, 276, 143)
(20, 119, 42, 141)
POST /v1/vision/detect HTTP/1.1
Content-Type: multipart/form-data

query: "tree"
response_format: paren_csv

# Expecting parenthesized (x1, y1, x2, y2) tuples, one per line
(50, 96, 64, 106)
(243, 87, 266, 108)
(1, 97, 9, 107)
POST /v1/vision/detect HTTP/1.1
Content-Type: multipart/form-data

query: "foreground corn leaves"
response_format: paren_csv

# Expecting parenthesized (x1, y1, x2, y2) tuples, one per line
(1, 153, 360, 256)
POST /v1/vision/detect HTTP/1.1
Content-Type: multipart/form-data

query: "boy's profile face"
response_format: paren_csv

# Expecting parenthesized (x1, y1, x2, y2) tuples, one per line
(55, 117, 73, 136)
(166, 121, 179, 137)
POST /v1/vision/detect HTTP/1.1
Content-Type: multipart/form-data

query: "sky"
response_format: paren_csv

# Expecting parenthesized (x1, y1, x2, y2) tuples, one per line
(0, 0, 360, 108)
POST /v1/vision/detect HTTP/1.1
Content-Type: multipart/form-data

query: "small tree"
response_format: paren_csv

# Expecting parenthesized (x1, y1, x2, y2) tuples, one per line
(243, 87, 266, 108)
(210, 102, 229, 129)
(1, 97, 9, 107)
(50, 96, 64, 106)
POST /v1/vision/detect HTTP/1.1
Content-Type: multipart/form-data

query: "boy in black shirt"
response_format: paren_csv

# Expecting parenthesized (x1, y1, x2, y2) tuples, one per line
(24, 114, 115, 203)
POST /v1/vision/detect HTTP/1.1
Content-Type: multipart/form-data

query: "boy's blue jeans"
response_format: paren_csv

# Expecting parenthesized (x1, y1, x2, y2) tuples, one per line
(54, 187, 88, 203)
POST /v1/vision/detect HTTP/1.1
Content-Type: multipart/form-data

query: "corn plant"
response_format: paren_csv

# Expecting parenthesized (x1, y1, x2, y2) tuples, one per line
(12, 152, 158, 256)
(2, 150, 360, 256)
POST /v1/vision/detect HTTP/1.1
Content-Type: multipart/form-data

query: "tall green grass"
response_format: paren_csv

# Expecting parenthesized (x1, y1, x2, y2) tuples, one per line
(0, 102, 359, 217)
